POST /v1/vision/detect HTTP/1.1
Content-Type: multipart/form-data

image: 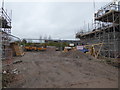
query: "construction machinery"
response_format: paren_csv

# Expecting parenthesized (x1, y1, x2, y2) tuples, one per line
(37, 46, 46, 51)
(63, 43, 76, 52)
(84, 43, 103, 59)
(24, 44, 46, 51)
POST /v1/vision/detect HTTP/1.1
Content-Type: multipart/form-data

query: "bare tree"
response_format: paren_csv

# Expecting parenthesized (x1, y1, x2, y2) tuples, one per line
(48, 35, 51, 40)
(39, 35, 42, 43)
(44, 34, 47, 40)
(39, 35, 42, 40)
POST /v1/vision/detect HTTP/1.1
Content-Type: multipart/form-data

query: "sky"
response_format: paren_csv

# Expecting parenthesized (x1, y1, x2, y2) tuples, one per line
(1, 0, 112, 40)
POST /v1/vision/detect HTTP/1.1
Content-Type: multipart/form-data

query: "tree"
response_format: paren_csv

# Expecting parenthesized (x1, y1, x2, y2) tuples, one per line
(22, 39, 27, 44)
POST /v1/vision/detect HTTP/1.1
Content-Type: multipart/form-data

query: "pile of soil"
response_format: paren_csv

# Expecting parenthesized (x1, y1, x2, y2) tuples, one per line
(59, 50, 93, 60)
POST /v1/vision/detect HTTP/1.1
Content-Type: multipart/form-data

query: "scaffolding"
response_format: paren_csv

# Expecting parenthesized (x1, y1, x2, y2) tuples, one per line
(76, 1, 120, 59)
(0, 7, 12, 61)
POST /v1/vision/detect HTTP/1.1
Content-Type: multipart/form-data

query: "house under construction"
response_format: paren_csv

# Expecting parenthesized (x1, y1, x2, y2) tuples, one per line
(76, 1, 120, 59)
(0, 6, 22, 66)
(0, 7, 12, 61)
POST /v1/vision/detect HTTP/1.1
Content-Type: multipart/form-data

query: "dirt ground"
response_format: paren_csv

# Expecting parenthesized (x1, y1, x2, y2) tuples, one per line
(7, 47, 118, 88)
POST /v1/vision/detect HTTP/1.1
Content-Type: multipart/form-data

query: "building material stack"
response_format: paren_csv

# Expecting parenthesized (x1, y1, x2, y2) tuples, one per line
(10, 42, 24, 56)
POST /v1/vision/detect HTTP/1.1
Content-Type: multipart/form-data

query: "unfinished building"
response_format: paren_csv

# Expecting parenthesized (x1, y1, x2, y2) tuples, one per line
(0, 7, 12, 64)
(76, 1, 120, 59)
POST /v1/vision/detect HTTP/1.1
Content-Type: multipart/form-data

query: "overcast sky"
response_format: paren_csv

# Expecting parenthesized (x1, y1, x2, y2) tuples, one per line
(2, 1, 111, 40)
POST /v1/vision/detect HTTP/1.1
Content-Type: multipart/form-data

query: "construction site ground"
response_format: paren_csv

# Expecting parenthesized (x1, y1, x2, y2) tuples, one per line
(6, 47, 118, 88)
